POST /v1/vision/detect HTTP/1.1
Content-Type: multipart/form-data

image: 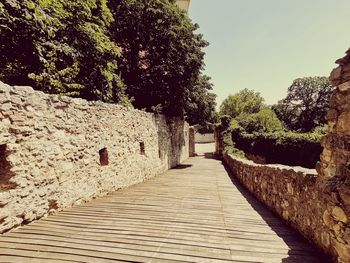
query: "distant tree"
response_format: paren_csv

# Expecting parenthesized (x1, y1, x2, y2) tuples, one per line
(273, 77, 334, 132)
(108, 0, 208, 116)
(219, 89, 264, 118)
(237, 108, 283, 133)
(0, 0, 128, 104)
(184, 75, 217, 125)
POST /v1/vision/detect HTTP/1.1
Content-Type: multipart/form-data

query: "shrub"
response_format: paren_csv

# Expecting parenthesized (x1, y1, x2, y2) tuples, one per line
(231, 130, 323, 168)
(222, 128, 246, 159)
(313, 124, 328, 135)
(216, 119, 246, 159)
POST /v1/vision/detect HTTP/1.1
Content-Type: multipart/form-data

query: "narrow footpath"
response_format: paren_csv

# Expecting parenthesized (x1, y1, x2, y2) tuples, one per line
(0, 144, 324, 263)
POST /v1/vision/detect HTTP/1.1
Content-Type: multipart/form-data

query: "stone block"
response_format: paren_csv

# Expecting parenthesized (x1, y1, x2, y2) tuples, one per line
(339, 81, 350, 92)
(337, 112, 350, 133)
(330, 66, 342, 84)
(332, 206, 348, 224)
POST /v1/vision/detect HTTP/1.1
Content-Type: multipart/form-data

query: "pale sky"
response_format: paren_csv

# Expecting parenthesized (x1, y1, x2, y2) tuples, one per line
(189, 0, 350, 106)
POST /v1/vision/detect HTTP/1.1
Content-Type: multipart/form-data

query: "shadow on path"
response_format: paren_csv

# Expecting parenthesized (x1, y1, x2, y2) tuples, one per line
(172, 164, 193, 169)
(204, 150, 331, 263)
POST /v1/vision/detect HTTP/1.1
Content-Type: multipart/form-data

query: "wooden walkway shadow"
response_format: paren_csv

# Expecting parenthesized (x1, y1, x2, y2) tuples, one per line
(0, 148, 327, 262)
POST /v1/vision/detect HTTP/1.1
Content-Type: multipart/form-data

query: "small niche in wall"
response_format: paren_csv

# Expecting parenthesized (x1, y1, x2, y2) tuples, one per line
(0, 144, 17, 191)
(99, 148, 109, 166)
(140, 142, 145, 155)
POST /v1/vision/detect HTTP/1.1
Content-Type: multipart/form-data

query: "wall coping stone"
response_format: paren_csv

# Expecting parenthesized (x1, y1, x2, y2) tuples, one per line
(227, 153, 318, 175)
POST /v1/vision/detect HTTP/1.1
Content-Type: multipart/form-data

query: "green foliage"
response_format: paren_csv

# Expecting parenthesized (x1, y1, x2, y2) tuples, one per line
(229, 119, 241, 130)
(0, 0, 128, 103)
(272, 76, 334, 132)
(184, 75, 217, 125)
(219, 89, 264, 119)
(220, 90, 282, 134)
(108, 0, 209, 117)
(222, 128, 246, 159)
(216, 117, 246, 159)
(1, 0, 214, 120)
(313, 124, 328, 135)
(231, 129, 322, 168)
(237, 108, 283, 133)
(219, 115, 232, 131)
(197, 123, 214, 134)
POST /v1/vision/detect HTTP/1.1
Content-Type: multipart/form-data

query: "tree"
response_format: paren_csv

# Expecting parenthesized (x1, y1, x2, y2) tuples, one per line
(184, 75, 217, 125)
(237, 108, 283, 133)
(108, 0, 208, 116)
(273, 77, 334, 132)
(0, 0, 128, 104)
(219, 89, 264, 118)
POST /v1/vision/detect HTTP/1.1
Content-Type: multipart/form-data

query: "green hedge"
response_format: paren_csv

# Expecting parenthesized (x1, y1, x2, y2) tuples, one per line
(231, 129, 323, 169)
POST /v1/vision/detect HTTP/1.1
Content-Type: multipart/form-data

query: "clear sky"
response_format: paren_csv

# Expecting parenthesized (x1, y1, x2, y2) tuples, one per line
(189, 0, 350, 106)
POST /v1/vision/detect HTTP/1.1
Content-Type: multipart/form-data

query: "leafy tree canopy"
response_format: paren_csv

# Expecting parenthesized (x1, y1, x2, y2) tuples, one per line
(184, 74, 217, 125)
(108, 0, 208, 117)
(237, 108, 283, 133)
(0, 0, 216, 123)
(272, 77, 334, 132)
(219, 89, 264, 119)
(0, 0, 129, 104)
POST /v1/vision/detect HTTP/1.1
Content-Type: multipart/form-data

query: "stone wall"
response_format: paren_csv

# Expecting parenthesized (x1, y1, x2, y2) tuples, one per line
(214, 128, 223, 155)
(320, 49, 350, 179)
(216, 49, 350, 263)
(222, 153, 350, 262)
(0, 81, 189, 233)
(195, 133, 215, 143)
(319, 49, 350, 262)
(189, 127, 195, 157)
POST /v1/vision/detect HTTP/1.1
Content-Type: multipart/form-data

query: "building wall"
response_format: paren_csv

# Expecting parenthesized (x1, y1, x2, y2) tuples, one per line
(195, 133, 215, 143)
(0, 82, 189, 233)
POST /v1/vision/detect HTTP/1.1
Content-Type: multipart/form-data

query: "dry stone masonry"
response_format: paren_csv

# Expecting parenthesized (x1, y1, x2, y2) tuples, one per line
(219, 50, 350, 263)
(0, 81, 190, 233)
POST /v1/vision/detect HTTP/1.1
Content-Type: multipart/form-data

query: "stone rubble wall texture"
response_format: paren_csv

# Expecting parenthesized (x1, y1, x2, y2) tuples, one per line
(222, 153, 349, 263)
(217, 49, 350, 263)
(189, 127, 195, 157)
(0, 81, 189, 233)
(194, 133, 215, 143)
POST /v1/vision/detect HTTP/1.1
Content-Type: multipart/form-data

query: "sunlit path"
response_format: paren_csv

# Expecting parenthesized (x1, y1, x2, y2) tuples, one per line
(0, 145, 323, 263)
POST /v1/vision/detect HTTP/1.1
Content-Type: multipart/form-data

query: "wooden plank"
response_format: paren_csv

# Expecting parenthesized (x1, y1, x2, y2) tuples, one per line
(0, 145, 323, 262)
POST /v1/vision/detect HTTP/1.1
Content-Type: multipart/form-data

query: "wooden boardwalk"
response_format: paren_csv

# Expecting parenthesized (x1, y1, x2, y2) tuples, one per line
(0, 145, 324, 263)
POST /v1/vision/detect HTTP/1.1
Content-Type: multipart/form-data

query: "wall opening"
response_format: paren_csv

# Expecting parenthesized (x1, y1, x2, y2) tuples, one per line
(140, 142, 145, 155)
(99, 148, 109, 166)
(0, 144, 16, 192)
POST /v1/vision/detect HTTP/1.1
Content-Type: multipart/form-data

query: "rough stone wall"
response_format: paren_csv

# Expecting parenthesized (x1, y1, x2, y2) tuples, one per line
(0, 81, 189, 233)
(321, 49, 350, 179)
(223, 153, 348, 262)
(318, 49, 350, 262)
(194, 133, 215, 143)
(189, 127, 195, 157)
(214, 128, 223, 156)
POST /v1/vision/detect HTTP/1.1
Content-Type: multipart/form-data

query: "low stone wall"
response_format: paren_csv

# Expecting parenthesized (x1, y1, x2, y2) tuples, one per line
(195, 133, 215, 143)
(0, 82, 189, 233)
(223, 153, 349, 262)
